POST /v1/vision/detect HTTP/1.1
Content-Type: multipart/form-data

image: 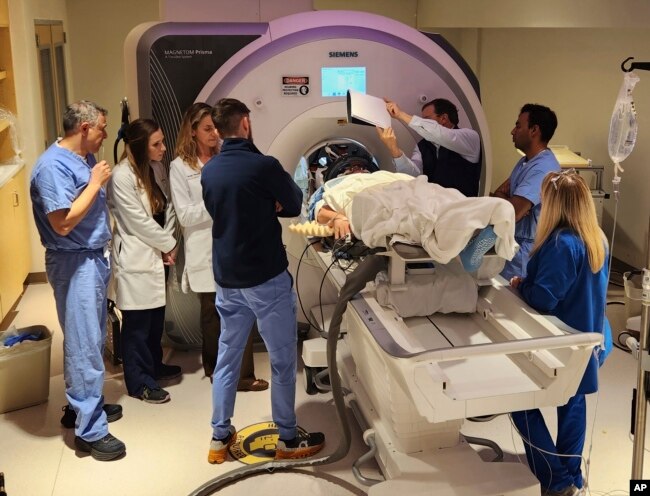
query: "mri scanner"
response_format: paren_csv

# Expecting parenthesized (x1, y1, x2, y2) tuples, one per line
(125, 11, 602, 495)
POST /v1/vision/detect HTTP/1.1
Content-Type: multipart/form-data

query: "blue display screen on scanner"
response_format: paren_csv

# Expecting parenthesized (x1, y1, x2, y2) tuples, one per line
(321, 67, 366, 97)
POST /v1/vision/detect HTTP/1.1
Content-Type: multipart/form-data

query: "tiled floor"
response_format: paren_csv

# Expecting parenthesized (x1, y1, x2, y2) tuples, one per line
(0, 281, 647, 495)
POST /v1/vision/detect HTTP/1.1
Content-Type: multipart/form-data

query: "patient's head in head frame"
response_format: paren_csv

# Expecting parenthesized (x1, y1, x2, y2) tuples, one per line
(323, 151, 378, 182)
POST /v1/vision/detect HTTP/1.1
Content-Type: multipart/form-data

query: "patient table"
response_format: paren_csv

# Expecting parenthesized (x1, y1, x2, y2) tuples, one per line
(304, 241, 602, 495)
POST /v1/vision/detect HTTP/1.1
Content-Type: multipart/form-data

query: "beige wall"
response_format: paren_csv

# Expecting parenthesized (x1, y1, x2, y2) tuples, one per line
(65, 0, 159, 166)
(313, 0, 416, 26)
(417, 0, 650, 29)
(453, 27, 650, 268)
(159, 0, 312, 22)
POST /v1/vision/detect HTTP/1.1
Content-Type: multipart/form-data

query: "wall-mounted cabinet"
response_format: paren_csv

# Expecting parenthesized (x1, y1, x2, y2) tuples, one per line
(0, 0, 17, 159)
(0, 0, 7, 26)
(0, 168, 30, 320)
(0, 0, 30, 322)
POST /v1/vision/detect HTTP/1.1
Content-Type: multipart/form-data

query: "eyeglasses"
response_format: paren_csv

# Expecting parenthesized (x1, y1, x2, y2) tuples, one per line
(550, 168, 577, 190)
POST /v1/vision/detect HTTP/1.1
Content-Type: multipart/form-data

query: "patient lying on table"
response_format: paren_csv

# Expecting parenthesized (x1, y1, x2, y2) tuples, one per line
(306, 169, 518, 273)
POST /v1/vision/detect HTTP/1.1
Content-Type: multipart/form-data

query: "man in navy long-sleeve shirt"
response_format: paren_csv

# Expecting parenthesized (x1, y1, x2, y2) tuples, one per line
(201, 98, 325, 464)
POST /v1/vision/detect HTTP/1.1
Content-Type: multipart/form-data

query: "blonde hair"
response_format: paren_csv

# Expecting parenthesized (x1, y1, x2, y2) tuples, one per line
(532, 170, 607, 273)
(175, 102, 219, 171)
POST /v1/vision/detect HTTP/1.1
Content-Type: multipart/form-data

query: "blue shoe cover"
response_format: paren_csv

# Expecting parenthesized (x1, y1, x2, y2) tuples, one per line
(459, 226, 497, 272)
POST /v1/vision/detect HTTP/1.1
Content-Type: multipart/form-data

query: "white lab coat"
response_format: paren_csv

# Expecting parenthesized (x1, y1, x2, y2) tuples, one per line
(108, 159, 177, 310)
(169, 156, 215, 293)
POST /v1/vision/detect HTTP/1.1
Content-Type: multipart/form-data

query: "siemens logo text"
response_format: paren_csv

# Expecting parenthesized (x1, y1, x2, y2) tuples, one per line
(329, 51, 358, 57)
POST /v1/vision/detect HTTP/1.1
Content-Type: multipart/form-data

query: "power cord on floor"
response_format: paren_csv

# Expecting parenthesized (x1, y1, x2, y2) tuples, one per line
(295, 239, 326, 334)
(606, 301, 635, 353)
(615, 330, 638, 354)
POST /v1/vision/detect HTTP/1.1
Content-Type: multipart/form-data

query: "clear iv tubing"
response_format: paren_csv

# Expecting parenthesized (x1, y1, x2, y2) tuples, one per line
(606, 174, 621, 293)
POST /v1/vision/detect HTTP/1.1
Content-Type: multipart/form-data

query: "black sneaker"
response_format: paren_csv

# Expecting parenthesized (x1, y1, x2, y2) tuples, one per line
(275, 431, 325, 459)
(74, 433, 126, 461)
(155, 364, 182, 381)
(61, 404, 123, 428)
(139, 385, 170, 404)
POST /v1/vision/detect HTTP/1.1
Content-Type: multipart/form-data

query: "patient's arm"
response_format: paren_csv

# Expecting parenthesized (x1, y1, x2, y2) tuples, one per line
(317, 205, 351, 239)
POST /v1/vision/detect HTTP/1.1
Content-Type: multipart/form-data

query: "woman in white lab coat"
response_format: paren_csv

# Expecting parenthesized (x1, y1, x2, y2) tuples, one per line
(169, 102, 267, 391)
(108, 118, 181, 404)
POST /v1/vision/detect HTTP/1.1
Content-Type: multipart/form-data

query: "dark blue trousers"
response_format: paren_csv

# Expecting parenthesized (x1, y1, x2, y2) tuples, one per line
(512, 394, 586, 493)
(121, 306, 165, 396)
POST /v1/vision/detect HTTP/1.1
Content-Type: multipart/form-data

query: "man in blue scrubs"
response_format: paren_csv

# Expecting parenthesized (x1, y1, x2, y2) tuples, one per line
(30, 101, 126, 461)
(492, 104, 561, 280)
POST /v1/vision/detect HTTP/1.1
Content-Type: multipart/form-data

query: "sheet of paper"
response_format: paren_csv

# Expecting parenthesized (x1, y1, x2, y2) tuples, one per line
(347, 89, 392, 128)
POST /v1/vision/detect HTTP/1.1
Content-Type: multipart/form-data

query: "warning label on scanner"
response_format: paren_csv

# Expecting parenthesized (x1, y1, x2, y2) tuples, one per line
(282, 76, 310, 96)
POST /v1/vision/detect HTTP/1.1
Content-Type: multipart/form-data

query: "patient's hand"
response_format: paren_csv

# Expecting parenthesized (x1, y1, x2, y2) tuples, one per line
(329, 215, 351, 239)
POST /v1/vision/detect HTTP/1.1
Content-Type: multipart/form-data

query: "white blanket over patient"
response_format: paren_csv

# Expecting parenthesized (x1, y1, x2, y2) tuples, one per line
(321, 172, 517, 264)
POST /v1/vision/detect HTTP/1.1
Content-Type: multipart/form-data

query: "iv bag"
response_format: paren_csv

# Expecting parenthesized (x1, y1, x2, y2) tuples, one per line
(608, 72, 640, 165)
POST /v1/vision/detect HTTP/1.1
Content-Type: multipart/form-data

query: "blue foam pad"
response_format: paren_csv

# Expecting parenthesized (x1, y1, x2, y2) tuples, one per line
(459, 225, 497, 273)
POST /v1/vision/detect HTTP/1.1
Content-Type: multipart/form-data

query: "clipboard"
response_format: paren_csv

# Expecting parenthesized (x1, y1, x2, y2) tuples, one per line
(347, 89, 392, 128)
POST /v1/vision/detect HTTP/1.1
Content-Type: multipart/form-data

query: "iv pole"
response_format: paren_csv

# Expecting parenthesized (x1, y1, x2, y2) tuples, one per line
(622, 57, 650, 479)
(632, 217, 650, 478)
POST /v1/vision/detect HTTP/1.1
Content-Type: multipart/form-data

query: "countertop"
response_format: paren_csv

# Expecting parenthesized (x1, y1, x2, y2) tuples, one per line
(0, 162, 24, 188)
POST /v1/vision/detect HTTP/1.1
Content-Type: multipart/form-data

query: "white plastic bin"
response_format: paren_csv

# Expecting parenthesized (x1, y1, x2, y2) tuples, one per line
(0, 325, 52, 414)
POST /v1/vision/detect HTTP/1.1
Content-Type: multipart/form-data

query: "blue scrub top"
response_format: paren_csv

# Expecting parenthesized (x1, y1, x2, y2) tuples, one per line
(30, 142, 111, 251)
(518, 229, 612, 394)
(509, 149, 561, 243)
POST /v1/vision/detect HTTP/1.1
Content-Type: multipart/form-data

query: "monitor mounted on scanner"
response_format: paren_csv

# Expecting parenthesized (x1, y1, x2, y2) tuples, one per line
(321, 66, 367, 97)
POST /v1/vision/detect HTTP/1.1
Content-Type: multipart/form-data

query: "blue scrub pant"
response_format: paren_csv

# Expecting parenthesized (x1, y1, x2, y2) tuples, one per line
(46, 249, 110, 442)
(211, 271, 297, 440)
(120, 306, 165, 396)
(512, 394, 586, 492)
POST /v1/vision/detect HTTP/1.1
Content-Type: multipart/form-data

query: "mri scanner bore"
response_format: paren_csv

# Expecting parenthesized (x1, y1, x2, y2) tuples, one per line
(125, 11, 601, 496)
